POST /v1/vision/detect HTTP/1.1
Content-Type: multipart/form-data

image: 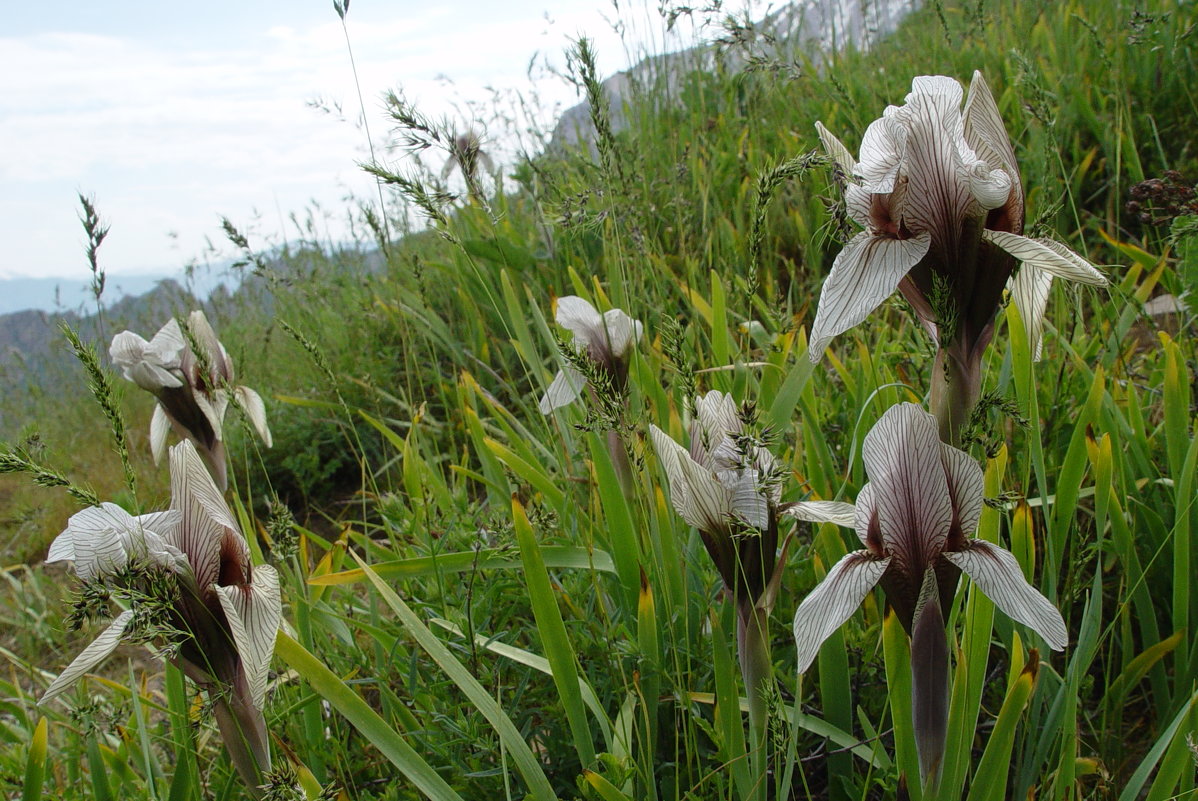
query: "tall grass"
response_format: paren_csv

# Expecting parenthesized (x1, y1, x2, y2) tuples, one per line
(2, 0, 1196, 799)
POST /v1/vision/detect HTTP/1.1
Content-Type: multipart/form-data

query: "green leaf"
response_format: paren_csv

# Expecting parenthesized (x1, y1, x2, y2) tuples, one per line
(346, 551, 559, 801)
(274, 631, 465, 801)
(22, 717, 47, 801)
(512, 497, 598, 767)
(309, 545, 615, 585)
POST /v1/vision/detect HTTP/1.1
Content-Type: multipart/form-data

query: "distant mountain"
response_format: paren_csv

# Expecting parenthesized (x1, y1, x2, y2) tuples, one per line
(551, 0, 921, 151)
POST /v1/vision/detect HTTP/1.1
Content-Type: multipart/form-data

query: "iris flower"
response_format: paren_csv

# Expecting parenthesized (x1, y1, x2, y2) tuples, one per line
(651, 391, 854, 749)
(111, 310, 272, 490)
(539, 296, 642, 413)
(43, 440, 281, 794)
(811, 72, 1107, 440)
(791, 403, 1066, 780)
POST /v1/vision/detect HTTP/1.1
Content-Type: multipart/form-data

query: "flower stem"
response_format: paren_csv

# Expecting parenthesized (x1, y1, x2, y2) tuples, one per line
(212, 683, 271, 799)
(929, 346, 980, 446)
(737, 601, 773, 799)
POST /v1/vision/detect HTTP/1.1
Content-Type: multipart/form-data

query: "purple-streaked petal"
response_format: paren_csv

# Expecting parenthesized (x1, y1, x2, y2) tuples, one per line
(109, 330, 150, 369)
(1008, 262, 1054, 361)
(651, 425, 730, 533)
(599, 308, 642, 358)
(861, 404, 953, 568)
(214, 564, 281, 710)
(943, 540, 1068, 649)
(538, 367, 586, 413)
(150, 404, 170, 464)
(911, 568, 949, 782)
(982, 231, 1107, 285)
(194, 389, 228, 441)
(808, 231, 931, 360)
(855, 114, 905, 192)
(56, 503, 138, 581)
(554, 296, 603, 344)
(962, 71, 1018, 177)
(186, 311, 232, 382)
(147, 319, 186, 364)
(815, 121, 856, 174)
(234, 386, 272, 447)
(169, 440, 242, 590)
(40, 610, 134, 705)
(793, 551, 890, 672)
(938, 443, 984, 536)
(844, 184, 873, 229)
(724, 469, 770, 530)
(781, 500, 857, 529)
(897, 77, 976, 249)
(693, 391, 741, 449)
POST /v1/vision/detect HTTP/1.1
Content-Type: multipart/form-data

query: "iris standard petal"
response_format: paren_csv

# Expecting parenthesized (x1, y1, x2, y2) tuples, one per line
(793, 551, 890, 672)
(861, 404, 954, 564)
(554, 296, 603, 343)
(808, 231, 932, 360)
(599, 308, 642, 358)
(855, 114, 906, 192)
(40, 610, 134, 705)
(938, 442, 985, 536)
(538, 367, 587, 413)
(214, 564, 282, 711)
(56, 502, 139, 581)
(897, 78, 977, 249)
(943, 540, 1068, 650)
(169, 440, 242, 591)
(962, 70, 1018, 179)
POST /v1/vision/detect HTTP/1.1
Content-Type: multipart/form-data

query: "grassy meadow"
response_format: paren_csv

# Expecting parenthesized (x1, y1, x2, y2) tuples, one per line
(2, 0, 1197, 799)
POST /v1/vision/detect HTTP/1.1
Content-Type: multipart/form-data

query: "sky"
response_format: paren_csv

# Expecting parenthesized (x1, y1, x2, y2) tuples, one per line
(0, 0, 712, 281)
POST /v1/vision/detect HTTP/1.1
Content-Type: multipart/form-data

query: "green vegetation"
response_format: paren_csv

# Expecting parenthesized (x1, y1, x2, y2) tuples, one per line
(2, 0, 1196, 799)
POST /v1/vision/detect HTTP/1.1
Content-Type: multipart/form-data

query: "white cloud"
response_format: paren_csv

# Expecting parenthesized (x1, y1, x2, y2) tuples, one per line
(0, 3, 676, 279)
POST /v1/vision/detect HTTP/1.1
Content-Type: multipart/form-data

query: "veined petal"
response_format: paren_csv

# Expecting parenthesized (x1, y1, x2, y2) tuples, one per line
(793, 551, 890, 672)
(599, 308, 642, 358)
(724, 469, 769, 530)
(693, 391, 741, 447)
(234, 386, 272, 447)
(899, 77, 976, 248)
(780, 500, 857, 529)
(862, 404, 953, 568)
(815, 121, 857, 174)
(856, 114, 906, 192)
(962, 71, 1018, 177)
(808, 231, 931, 360)
(109, 330, 150, 370)
(938, 443, 984, 536)
(845, 184, 873, 229)
(194, 389, 228, 441)
(40, 610, 134, 705)
(169, 440, 242, 590)
(554, 296, 603, 344)
(127, 361, 183, 392)
(538, 367, 586, 413)
(982, 230, 1107, 285)
(150, 404, 170, 464)
(1008, 263, 1054, 361)
(943, 540, 1068, 649)
(651, 425, 730, 533)
(968, 163, 1012, 211)
(57, 502, 138, 581)
(215, 565, 282, 711)
(147, 319, 186, 364)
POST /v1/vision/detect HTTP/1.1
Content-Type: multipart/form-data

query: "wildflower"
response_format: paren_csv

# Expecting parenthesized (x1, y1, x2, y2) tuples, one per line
(440, 130, 495, 184)
(539, 296, 642, 413)
(43, 440, 281, 794)
(651, 391, 850, 751)
(110, 310, 272, 490)
(811, 72, 1107, 440)
(791, 403, 1066, 780)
